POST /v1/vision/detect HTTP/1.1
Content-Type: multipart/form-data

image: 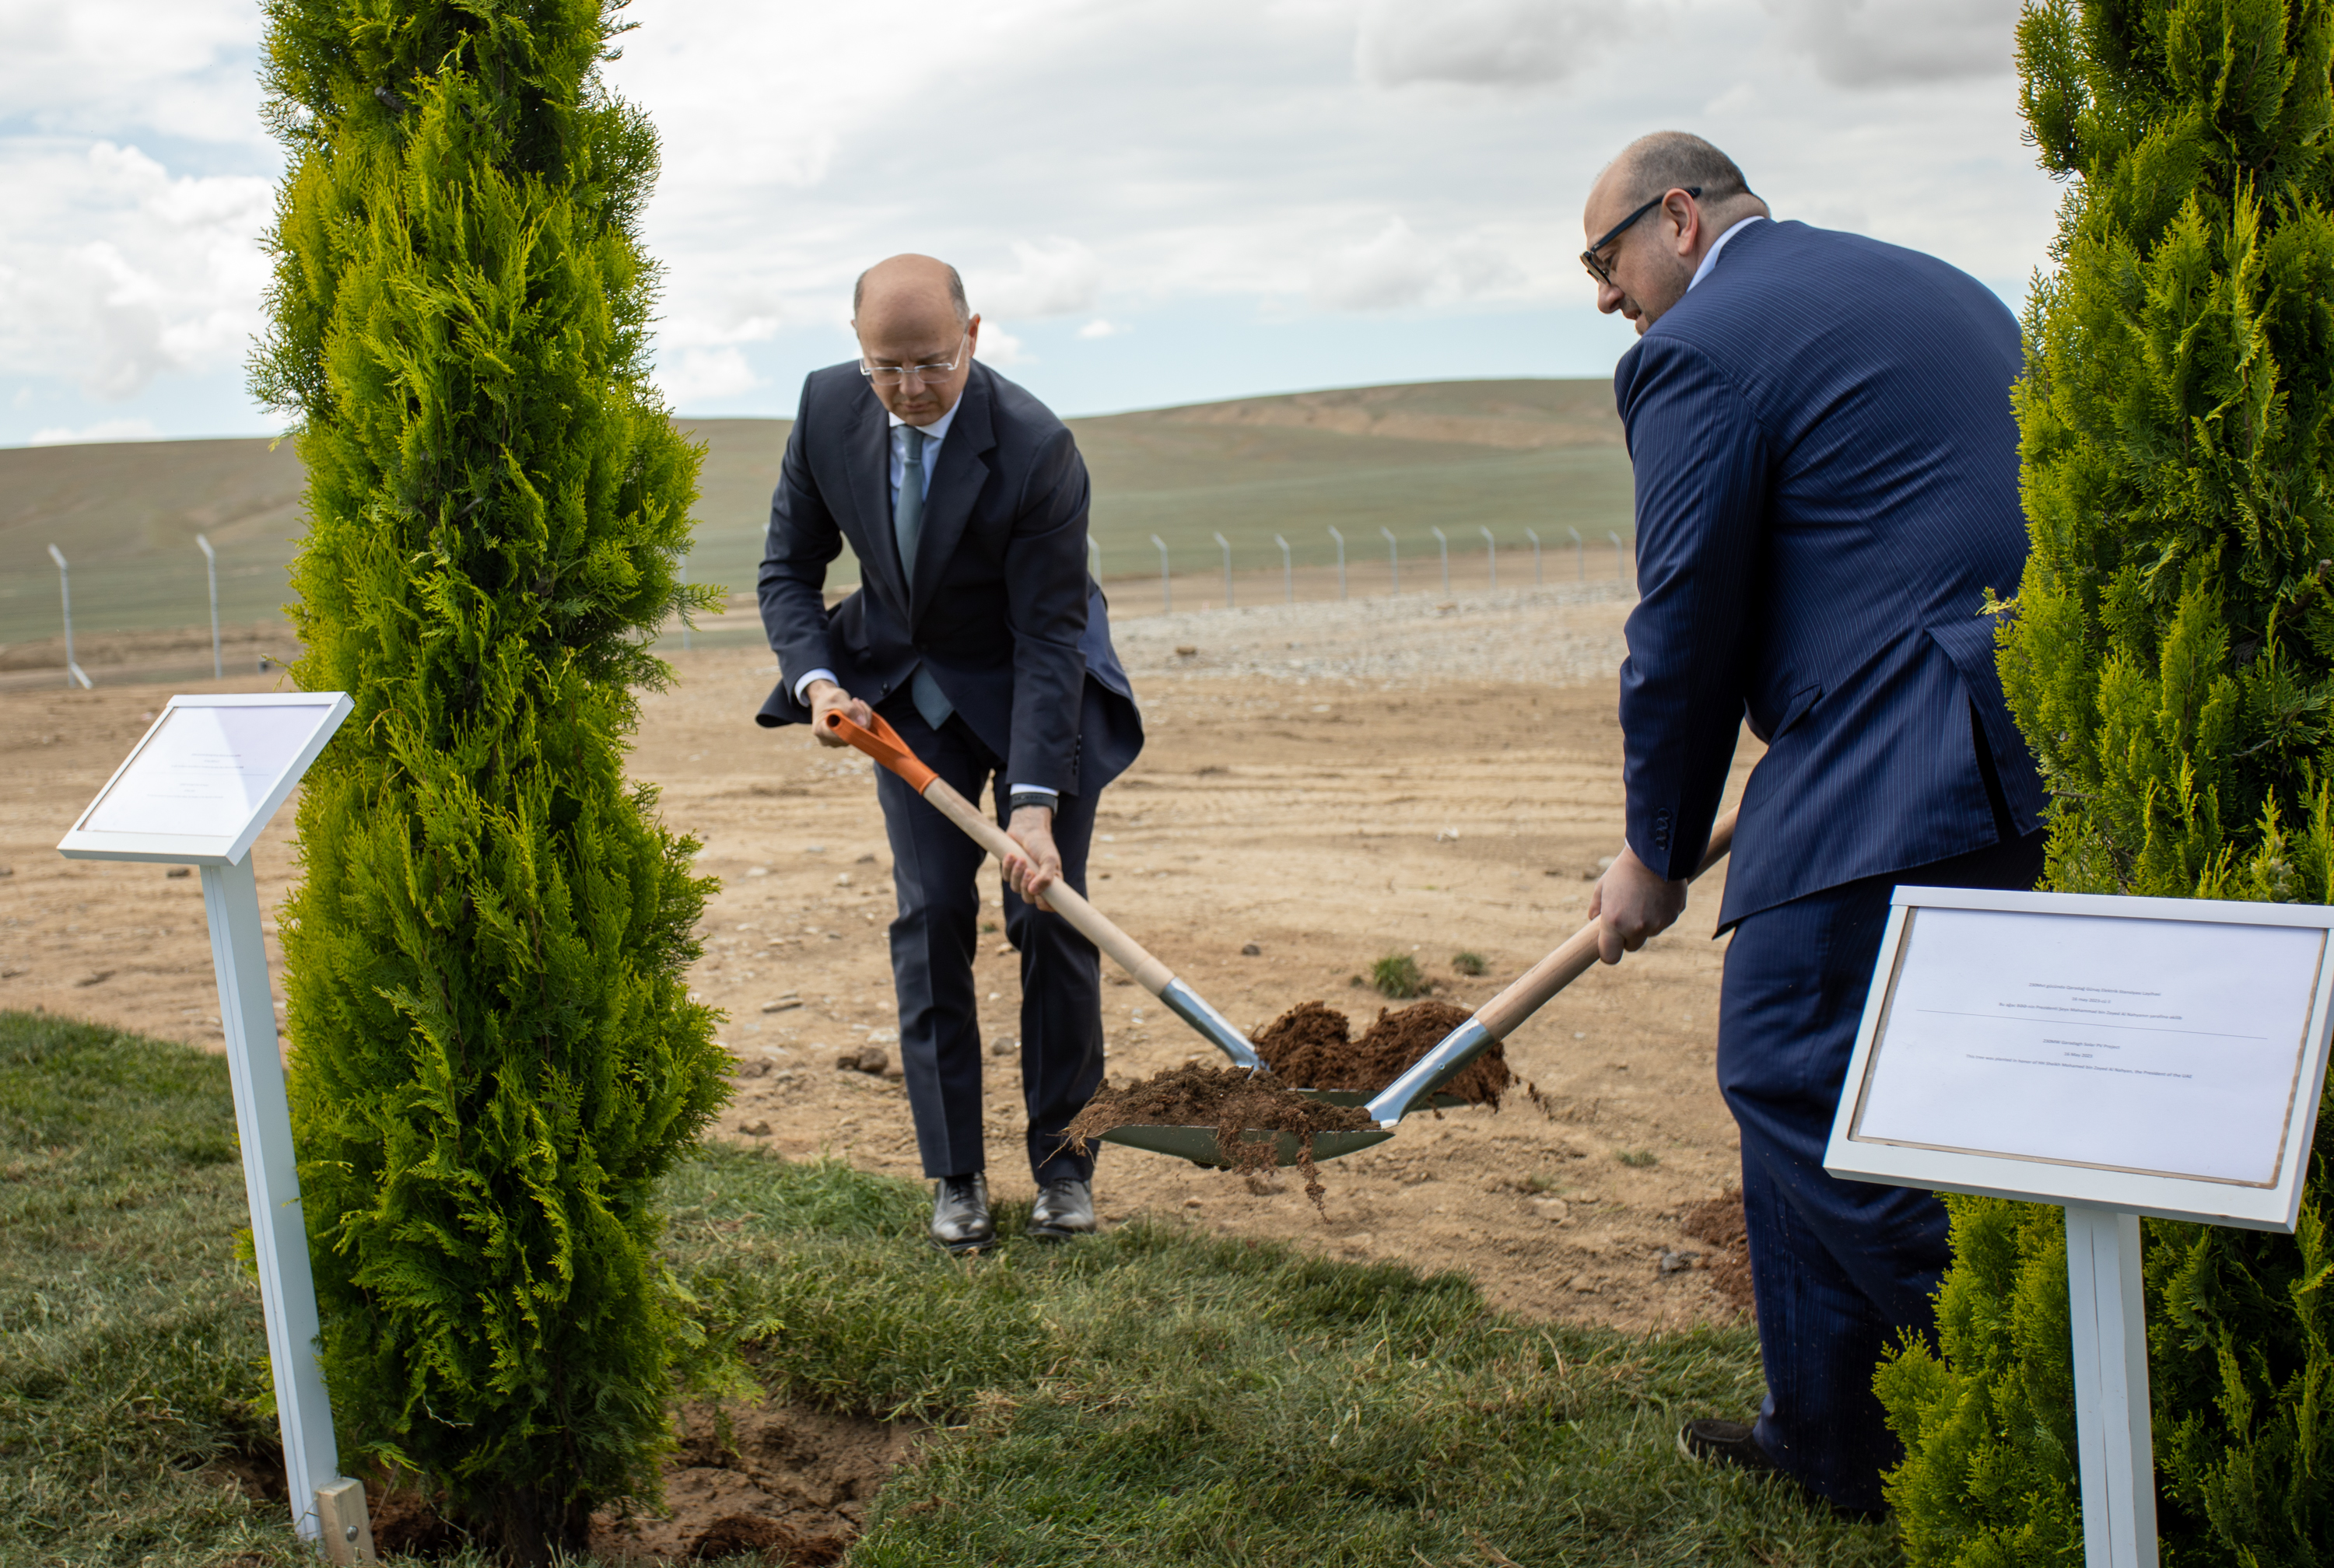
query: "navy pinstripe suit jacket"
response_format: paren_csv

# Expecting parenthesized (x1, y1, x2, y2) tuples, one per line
(1614, 218, 2045, 929)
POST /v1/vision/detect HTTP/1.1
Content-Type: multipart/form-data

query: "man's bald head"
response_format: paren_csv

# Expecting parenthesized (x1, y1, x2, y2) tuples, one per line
(853, 254, 971, 331)
(1582, 132, 1770, 335)
(851, 254, 981, 425)
(1598, 132, 1758, 217)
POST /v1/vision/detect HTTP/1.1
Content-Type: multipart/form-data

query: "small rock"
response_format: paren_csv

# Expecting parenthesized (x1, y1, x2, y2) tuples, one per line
(882, 1063, 906, 1081)
(1240, 942, 1261, 956)
(75, 970, 115, 988)
(1183, 1196, 1203, 1209)
(1175, 645, 1198, 657)
(1243, 1172, 1284, 1195)
(760, 998, 802, 1013)
(836, 872, 852, 887)
(804, 844, 826, 854)
(1435, 827, 1461, 843)
(1532, 1198, 1570, 1223)
(746, 866, 770, 877)
(990, 1039, 1015, 1057)
(166, 866, 191, 879)
(735, 1059, 773, 1080)
(740, 1118, 772, 1137)
(1659, 1250, 1700, 1276)
(856, 852, 877, 863)
(994, 942, 1013, 956)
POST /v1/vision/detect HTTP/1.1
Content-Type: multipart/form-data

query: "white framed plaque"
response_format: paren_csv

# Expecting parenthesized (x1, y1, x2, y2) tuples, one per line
(1824, 885, 2334, 1233)
(57, 693, 352, 867)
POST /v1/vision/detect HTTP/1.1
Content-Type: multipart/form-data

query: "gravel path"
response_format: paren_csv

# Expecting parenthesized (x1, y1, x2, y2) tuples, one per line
(1109, 583, 1637, 688)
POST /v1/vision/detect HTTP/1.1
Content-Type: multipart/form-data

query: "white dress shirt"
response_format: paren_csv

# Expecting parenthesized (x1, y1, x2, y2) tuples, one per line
(790, 395, 1058, 806)
(1689, 215, 1765, 292)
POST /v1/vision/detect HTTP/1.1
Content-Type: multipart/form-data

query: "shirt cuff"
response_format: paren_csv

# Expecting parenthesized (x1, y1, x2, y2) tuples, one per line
(1007, 785, 1058, 802)
(792, 667, 839, 705)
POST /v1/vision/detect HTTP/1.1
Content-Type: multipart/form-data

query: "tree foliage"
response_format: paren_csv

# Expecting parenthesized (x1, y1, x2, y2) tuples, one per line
(1877, 2, 2334, 1561)
(250, 1, 726, 1556)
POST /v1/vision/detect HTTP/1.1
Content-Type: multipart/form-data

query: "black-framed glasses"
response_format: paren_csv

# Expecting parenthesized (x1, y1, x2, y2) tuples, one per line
(859, 331, 967, 387)
(1580, 186, 1701, 285)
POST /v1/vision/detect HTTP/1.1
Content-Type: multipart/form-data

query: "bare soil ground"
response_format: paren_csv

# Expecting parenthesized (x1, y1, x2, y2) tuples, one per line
(0, 586, 1754, 1333)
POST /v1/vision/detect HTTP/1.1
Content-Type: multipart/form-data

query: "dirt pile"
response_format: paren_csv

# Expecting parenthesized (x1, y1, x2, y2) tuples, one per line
(1063, 1062, 1376, 1207)
(1679, 1188, 1753, 1315)
(1252, 999, 1518, 1108)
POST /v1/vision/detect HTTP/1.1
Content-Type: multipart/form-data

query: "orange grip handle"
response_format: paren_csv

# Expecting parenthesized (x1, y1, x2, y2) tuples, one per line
(823, 708, 940, 793)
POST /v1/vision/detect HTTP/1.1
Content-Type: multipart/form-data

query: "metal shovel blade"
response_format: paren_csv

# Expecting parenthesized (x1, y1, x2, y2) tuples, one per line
(1098, 1121, 1395, 1167)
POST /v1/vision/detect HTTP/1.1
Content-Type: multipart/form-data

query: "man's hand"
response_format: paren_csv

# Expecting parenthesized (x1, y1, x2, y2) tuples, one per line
(805, 679, 871, 747)
(1003, 805, 1061, 909)
(1588, 842, 1689, 964)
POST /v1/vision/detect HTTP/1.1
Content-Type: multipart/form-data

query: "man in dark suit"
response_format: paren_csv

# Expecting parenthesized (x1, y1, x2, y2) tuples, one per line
(756, 254, 1143, 1254)
(1579, 134, 2046, 1512)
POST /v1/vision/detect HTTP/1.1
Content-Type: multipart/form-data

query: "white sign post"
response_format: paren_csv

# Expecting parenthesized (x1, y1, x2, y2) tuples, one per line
(1826, 887, 2334, 1568)
(57, 693, 376, 1561)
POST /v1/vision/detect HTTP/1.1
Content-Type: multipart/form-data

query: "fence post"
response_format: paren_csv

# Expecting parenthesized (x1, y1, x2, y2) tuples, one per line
(1480, 526, 1497, 590)
(1430, 527, 1449, 596)
(1568, 527, 1583, 582)
(198, 534, 223, 679)
(1525, 527, 1541, 585)
(1214, 532, 1234, 608)
(1380, 528, 1399, 595)
(47, 544, 92, 690)
(1152, 534, 1170, 611)
(1609, 531, 1625, 581)
(1275, 534, 1292, 603)
(1328, 527, 1346, 600)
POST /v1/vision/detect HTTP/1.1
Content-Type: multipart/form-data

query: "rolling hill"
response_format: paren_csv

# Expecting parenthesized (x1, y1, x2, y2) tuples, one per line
(1, 378, 1631, 658)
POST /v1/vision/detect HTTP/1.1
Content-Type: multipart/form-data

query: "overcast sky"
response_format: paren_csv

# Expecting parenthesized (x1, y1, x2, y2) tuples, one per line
(0, 0, 2055, 447)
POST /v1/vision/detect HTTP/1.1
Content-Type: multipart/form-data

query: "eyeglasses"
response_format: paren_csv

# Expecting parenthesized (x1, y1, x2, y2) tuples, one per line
(1580, 186, 1701, 286)
(860, 331, 967, 387)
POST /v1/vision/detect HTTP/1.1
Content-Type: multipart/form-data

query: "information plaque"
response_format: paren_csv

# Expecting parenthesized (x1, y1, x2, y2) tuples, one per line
(58, 693, 369, 1559)
(1825, 884, 2334, 1568)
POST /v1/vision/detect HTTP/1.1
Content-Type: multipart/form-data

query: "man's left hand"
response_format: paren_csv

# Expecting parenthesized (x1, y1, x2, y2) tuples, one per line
(1589, 842, 1689, 964)
(1003, 806, 1062, 909)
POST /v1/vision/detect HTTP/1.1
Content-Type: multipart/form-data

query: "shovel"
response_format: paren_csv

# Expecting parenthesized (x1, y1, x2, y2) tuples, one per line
(1096, 808, 1741, 1168)
(822, 709, 1269, 1070)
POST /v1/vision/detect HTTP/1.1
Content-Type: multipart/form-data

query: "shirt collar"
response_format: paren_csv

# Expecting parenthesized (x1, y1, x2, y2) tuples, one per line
(888, 397, 962, 445)
(1689, 215, 1765, 292)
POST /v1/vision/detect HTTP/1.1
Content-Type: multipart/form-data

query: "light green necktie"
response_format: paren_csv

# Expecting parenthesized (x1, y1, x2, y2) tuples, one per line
(895, 426, 953, 730)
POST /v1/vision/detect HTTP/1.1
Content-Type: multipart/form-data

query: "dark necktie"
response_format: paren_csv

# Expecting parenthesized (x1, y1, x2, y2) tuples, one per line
(894, 426, 952, 729)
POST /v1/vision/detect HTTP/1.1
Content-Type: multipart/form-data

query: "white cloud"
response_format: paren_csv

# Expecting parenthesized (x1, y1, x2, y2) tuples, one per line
(656, 346, 764, 407)
(1078, 319, 1122, 339)
(970, 238, 1103, 320)
(28, 417, 159, 445)
(1354, 0, 1609, 88)
(1310, 218, 1523, 312)
(974, 325, 1031, 367)
(1760, 0, 2018, 88)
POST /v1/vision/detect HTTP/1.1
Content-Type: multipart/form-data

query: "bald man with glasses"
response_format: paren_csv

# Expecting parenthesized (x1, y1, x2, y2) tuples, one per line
(757, 254, 1144, 1255)
(1575, 133, 2047, 1514)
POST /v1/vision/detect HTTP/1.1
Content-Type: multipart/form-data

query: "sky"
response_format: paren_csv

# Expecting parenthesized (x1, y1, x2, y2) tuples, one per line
(0, 0, 2059, 447)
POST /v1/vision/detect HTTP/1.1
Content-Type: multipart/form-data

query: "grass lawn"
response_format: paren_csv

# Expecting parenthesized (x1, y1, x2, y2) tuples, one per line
(2, 1009, 1903, 1566)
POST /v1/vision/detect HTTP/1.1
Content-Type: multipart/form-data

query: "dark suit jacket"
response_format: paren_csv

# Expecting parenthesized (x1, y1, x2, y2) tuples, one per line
(1614, 219, 2045, 929)
(755, 362, 1141, 796)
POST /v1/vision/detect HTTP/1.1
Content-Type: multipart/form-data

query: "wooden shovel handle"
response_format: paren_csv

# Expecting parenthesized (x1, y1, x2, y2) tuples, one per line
(822, 709, 1176, 994)
(1473, 809, 1739, 1042)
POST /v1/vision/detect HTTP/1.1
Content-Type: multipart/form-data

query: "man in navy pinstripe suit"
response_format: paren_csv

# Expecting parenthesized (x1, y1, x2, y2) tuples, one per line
(1579, 132, 2046, 1513)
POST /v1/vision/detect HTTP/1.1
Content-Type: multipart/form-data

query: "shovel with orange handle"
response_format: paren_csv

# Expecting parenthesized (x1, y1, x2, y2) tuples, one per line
(822, 708, 1271, 1073)
(1098, 807, 1740, 1168)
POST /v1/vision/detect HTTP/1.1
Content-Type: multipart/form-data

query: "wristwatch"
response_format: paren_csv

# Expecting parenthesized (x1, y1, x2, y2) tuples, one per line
(1008, 790, 1055, 815)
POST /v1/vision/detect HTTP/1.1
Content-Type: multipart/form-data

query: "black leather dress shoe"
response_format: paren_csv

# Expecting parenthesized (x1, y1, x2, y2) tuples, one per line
(1026, 1178, 1096, 1241)
(1678, 1418, 1778, 1472)
(929, 1174, 994, 1254)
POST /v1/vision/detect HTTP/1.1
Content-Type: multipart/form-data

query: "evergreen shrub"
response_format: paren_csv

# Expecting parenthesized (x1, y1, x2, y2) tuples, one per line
(1877, 2, 2334, 1561)
(248, 1, 727, 1556)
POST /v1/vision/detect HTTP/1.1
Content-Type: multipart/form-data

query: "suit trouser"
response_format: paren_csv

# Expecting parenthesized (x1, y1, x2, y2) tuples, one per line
(1717, 828, 2045, 1511)
(871, 689, 1107, 1186)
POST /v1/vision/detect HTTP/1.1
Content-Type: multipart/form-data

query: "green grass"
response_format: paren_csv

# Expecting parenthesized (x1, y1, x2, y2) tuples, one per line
(2, 381, 1632, 650)
(1452, 950, 1488, 977)
(3, 1010, 1902, 1566)
(1370, 954, 1428, 999)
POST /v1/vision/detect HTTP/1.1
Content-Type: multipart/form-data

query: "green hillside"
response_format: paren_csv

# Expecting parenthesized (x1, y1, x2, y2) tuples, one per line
(1, 379, 1630, 649)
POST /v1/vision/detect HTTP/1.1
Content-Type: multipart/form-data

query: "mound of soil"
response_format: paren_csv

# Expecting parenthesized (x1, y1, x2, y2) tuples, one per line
(1679, 1187, 1754, 1315)
(1061, 1062, 1376, 1208)
(1251, 999, 1519, 1108)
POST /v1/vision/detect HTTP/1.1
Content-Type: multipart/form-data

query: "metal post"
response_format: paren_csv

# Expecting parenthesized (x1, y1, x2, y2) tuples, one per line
(1525, 527, 1542, 585)
(203, 856, 342, 1542)
(1380, 527, 1399, 595)
(2065, 1204, 2158, 1566)
(197, 534, 223, 679)
(1275, 535, 1291, 603)
(1568, 527, 1583, 582)
(1609, 530, 1624, 581)
(1214, 531, 1233, 608)
(47, 544, 91, 690)
(1480, 526, 1497, 590)
(1152, 534, 1171, 611)
(1431, 526, 1450, 596)
(1328, 526, 1346, 600)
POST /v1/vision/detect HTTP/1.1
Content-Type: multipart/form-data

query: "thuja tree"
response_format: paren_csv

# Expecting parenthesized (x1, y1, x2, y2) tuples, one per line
(249, 0, 727, 1555)
(1876, 2, 2334, 1562)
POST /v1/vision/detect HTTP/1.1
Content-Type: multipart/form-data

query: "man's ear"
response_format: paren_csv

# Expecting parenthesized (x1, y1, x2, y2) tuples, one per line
(1666, 193, 1701, 257)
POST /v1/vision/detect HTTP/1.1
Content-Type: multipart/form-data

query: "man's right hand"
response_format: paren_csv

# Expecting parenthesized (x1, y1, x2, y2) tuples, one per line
(1588, 842, 1690, 965)
(806, 679, 871, 747)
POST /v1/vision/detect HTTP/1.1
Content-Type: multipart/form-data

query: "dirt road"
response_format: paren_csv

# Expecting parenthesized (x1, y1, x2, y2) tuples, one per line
(0, 586, 1755, 1330)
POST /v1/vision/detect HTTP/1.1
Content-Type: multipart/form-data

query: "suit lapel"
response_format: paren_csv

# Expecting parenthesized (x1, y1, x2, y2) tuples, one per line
(909, 366, 997, 622)
(843, 392, 911, 616)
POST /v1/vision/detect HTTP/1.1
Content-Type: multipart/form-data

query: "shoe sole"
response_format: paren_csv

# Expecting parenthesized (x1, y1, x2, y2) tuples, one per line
(1024, 1223, 1094, 1243)
(930, 1234, 995, 1255)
